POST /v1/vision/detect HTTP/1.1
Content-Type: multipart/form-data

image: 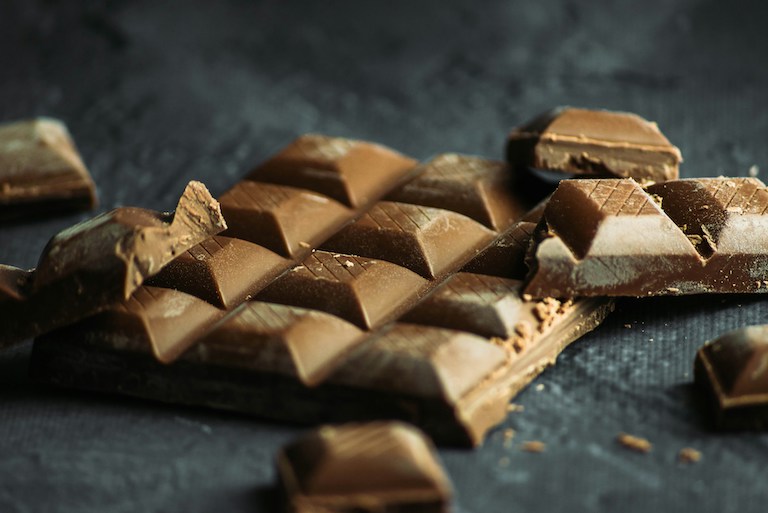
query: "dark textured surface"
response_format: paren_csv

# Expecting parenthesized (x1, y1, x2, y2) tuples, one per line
(1, 1, 767, 512)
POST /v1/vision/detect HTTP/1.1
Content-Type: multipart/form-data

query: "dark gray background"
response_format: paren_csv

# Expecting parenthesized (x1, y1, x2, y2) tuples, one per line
(1, 1, 767, 512)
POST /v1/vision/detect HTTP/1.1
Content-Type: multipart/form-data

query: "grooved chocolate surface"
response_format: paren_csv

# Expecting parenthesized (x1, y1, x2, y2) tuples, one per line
(507, 107, 682, 183)
(28, 148, 613, 446)
(278, 422, 453, 513)
(525, 177, 768, 298)
(0, 118, 97, 219)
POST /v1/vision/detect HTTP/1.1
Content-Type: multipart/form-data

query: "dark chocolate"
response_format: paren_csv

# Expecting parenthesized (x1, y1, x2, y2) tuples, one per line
(694, 326, 768, 429)
(524, 177, 768, 298)
(0, 118, 97, 219)
(0, 181, 226, 348)
(277, 422, 453, 513)
(30, 149, 612, 446)
(507, 107, 682, 183)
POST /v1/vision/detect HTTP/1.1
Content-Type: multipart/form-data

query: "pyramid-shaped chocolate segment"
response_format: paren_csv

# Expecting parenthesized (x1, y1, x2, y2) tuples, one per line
(462, 220, 537, 278)
(250, 134, 417, 208)
(507, 107, 682, 183)
(697, 326, 768, 402)
(0, 181, 226, 348)
(75, 286, 225, 364)
(404, 273, 529, 339)
(279, 422, 452, 512)
(328, 323, 507, 403)
(147, 236, 289, 309)
(323, 201, 495, 279)
(219, 181, 351, 258)
(525, 177, 768, 297)
(184, 302, 364, 386)
(0, 118, 97, 217)
(387, 154, 527, 231)
(258, 251, 428, 329)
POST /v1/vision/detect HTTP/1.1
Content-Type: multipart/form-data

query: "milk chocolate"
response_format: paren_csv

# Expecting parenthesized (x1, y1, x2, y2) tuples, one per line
(507, 107, 682, 183)
(30, 151, 612, 445)
(0, 181, 226, 348)
(524, 177, 768, 298)
(0, 118, 97, 219)
(694, 326, 768, 429)
(278, 422, 453, 513)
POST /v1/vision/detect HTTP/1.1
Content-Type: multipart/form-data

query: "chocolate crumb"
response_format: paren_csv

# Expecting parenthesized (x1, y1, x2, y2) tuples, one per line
(678, 447, 701, 463)
(521, 441, 545, 453)
(507, 403, 524, 413)
(617, 433, 652, 453)
(535, 384, 545, 392)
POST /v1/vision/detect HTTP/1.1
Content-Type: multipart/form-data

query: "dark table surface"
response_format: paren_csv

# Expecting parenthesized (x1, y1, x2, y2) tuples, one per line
(2, 1, 768, 512)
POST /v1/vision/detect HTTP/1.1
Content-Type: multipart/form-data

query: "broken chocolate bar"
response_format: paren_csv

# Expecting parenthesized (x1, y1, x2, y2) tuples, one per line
(30, 147, 612, 445)
(694, 326, 768, 429)
(0, 118, 97, 219)
(524, 177, 768, 298)
(507, 107, 682, 183)
(0, 181, 226, 349)
(278, 422, 453, 513)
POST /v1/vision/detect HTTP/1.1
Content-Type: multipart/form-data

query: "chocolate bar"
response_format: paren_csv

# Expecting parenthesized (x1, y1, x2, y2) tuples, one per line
(507, 107, 682, 183)
(694, 326, 768, 429)
(0, 118, 97, 219)
(277, 422, 453, 513)
(524, 177, 768, 298)
(30, 144, 612, 445)
(0, 181, 226, 349)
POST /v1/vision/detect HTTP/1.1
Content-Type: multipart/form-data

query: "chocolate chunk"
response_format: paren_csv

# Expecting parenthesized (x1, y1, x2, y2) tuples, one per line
(386, 154, 529, 230)
(694, 326, 768, 429)
(507, 107, 682, 183)
(258, 251, 428, 330)
(30, 148, 612, 446)
(524, 177, 768, 297)
(0, 181, 226, 348)
(0, 118, 97, 219)
(278, 422, 453, 513)
(250, 134, 417, 208)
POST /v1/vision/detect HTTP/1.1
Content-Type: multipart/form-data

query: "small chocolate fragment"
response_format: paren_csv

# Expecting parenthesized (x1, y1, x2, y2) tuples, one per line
(694, 326, 768, 429)
(616, 433, 652, 453)
(507, 107, 682, 183)
(524, 177, 768, 298)
(0, 181, 226, 348)
(277, 422, 453, 513)
(0, 118, 97, 219)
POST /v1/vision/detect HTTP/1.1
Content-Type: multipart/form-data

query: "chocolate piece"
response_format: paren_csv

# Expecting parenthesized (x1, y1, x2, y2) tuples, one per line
(386, 154, 529, 230)
(0, 181, 226, 348)
(524, 177, 768, 298)
(30, 149, 612, 445)
(278, 422, 453, 513)
(507, 107, 682, 183)
(0, 118, 97, 219)
(694, 326, 768, 429)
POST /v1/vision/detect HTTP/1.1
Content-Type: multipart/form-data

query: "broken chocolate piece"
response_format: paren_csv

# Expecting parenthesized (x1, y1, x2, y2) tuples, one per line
(694, 325, 768, 429)
(278, 422, 453, 513)
(524, 177, 768, 297)
(30, 149, 612, 446)
(0, 118, 97, 219)
(507, 107, 682, 183)
(0, 181, 226, 348)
